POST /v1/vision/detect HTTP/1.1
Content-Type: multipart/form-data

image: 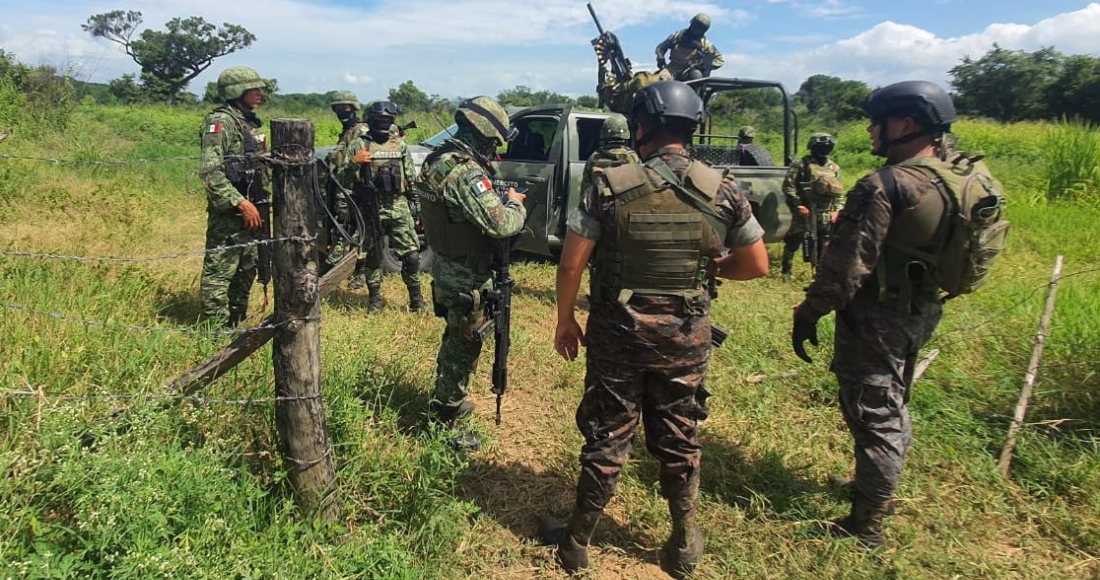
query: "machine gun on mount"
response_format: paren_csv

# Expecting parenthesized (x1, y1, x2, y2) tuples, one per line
(587, 3, 632, 108)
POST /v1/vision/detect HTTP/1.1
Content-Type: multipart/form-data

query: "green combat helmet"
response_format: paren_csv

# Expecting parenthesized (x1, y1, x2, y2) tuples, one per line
(217, 66, 266, 102)
(330, 90, 359, 108)
(738, 126, 756, 143)
(455, 96, 518, 146)
(808, 132, 836, 156)
(599, 114, 630, 145)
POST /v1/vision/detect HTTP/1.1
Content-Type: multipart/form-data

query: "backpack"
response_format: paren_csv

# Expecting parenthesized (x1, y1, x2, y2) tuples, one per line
(803, 160, 844, 199)
(881, 151, 1010, 297)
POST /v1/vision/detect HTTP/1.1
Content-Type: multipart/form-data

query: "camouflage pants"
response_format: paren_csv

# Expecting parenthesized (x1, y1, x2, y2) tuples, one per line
(429, 264, 491, 413)
(573, 296, 711, 513)
(350, 196, 420, 290)
(200, 210, 257, 323)
(830, 290, 943, 504)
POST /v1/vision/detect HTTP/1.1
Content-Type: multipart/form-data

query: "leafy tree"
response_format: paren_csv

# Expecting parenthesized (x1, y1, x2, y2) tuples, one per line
(108, 73, 144, 104)
(1046, 54, 1100, 124)
(575, 95, 599, 109)
(949, 44, 1062, 121)
(496, 85, 576, 108)
(83, 10, 256, 105)
(388, 80, 432, 113)
(796, 74, 871, 123)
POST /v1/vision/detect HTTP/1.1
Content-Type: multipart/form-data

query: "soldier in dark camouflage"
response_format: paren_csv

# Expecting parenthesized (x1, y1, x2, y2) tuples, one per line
(792, 80, 960, 550)
(540, 80, 768, 578)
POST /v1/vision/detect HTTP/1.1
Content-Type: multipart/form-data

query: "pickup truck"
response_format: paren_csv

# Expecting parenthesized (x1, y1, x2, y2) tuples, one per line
(323, 78, 798, 269)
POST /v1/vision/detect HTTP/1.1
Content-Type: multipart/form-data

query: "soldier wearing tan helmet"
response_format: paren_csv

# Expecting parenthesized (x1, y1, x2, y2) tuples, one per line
(198, 66, 269, 327)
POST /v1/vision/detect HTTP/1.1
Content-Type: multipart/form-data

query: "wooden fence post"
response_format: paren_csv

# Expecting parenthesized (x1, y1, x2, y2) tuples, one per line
(270, 118, 339, 520)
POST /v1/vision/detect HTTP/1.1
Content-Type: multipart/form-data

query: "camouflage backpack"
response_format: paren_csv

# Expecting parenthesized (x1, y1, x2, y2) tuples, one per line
(882, 150, 1010, 297)
(802, 160, 844, 200)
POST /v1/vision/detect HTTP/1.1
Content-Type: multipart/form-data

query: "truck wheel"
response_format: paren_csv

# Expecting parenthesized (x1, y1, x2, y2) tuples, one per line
(380, 235, 435, 274)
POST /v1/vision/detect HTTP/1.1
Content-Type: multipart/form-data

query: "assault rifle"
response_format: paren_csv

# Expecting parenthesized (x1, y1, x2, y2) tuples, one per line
(706, 274, 729, 349)
(251, 189, 272, 292)
(802, 210, 818, 273)
(478, 237, 515, 426)
(587, 3, 632, 107)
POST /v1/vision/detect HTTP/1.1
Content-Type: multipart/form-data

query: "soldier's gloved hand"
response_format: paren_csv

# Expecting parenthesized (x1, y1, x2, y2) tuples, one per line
(352, 148, 372, 165)
(657, 55, 667, 69)
(237, 198, 262, 231)
(792, 305, 821, 364)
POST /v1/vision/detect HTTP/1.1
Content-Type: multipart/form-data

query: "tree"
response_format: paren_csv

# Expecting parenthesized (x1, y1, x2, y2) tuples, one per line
(108, 73, 144, 104)
(497, 85, 576, 108)
(796, 75, 871, 123)
(1046, 54, 1100, 124)
(949, 44, 1062, 122)
(83, 10, 256, 105)
(388, 80, 432, 113)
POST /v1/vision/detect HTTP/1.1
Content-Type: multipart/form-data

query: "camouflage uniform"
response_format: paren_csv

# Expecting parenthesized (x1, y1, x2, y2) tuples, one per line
(597, 69, 674, 116)
(781, 155, 844, 275)
(655, 30, 724, 80)
(199, 102, 267, 325)
(336, 125, 420, 300)
(798, 165, 946, 505)
(580, 144, 640, 195)
(568, 146, 763, 521)
(417, 132, 526, 417)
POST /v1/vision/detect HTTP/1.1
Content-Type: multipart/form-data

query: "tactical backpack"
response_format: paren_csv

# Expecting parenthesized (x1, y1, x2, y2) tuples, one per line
(801, 160, 844, 201)
(881, 151, 1010, 297)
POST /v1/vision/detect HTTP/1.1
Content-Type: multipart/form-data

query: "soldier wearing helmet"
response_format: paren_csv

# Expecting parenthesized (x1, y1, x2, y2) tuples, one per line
(655, 13, 725, 81)
(780, 132, 844, 278)
(734, 125, 776, 166)
(539, 80, 768, 578)
(793, 81, 985, 550)
(578, 114, 641, 196)
(198, 66, 269, 327)
(414, 95, 526, 446)
(336, 100, 423, 312)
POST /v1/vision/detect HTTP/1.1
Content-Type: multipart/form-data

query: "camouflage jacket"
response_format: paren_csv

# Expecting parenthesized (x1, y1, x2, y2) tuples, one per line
(580, 144, 642, 197)
(655, 30, 725, 78)
(598, 69, 674, 116)
(416, 141, 527, 282)
(783, 156, 844, 212)
(325, 117, 361, 174)
(799, 161, 943, 319)
(200, 104, 267, 212)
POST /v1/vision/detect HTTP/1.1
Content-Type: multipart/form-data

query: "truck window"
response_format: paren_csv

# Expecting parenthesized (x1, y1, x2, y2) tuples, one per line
(503, 117, 557, 162)
(575, 117, 605, 162)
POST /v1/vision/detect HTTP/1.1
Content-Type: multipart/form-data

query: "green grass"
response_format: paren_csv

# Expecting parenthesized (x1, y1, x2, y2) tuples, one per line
(1, 99, 1099, 579)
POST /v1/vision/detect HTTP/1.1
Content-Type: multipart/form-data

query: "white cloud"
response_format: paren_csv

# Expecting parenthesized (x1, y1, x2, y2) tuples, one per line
(343, 73, 374, 86)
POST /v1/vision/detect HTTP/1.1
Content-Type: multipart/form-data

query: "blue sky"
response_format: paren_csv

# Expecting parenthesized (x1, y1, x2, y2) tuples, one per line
(1, 0, 1098, 102)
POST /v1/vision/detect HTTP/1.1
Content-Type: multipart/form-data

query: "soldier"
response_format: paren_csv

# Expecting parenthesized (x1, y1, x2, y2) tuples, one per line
(540, 80, 768, 578)
(199, 66, 269, 327)
(780, 133, 844, 279)
(792, 81, 975, 549)
(735, 126, 776, 166)
(655, 13, 725, 81)
(416, 96, 526, 446)
(337, 100, 423, 312)
(321, 90, 362, 273)
(579, 113, 640, 195)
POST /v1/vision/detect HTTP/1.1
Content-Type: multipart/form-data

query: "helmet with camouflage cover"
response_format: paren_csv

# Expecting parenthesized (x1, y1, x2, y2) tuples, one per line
(807, 132, 836, 156)
(599, 114, 630, 144)
(864, 80, 956, 131)
(217, 66, 266, 102)
(455, 95, 517, 145)
(738, 126, 756, 143)
(329, 90, 359, 108)
(687, 13, 711, 36)
(631, 80, 705, 132)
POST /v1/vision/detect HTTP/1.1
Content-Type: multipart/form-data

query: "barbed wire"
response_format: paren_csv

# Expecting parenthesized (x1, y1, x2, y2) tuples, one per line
(0, 234, 315, 264)
(0, 152, 203, 165)
(1, 389, 323, 406)
(1, 303, 318, 337)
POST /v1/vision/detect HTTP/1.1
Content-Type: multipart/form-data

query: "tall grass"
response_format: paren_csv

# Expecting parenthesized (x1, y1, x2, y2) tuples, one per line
(1044, 118, 1100, 203)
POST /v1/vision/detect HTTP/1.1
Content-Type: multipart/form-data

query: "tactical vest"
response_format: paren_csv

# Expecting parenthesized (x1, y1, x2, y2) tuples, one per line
(590, 158, 723, 303)
(363, 137, 407, 197)
(591, 145, 640, 169)
(668, 43, 699, 77)
(214, 105, 264, 201)
(418, 151, 493, 264)
(798, 158, 844, 212)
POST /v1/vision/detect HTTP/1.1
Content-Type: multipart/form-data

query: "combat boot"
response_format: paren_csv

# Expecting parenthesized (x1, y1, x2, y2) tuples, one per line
(829, 490, 889, 550)
(537, 509, 601, 574)
(367, 284, 384, 313)
(829, 476, 895, 516)
(407, 285, 425, 313)
(780, 250, 795, 281)
(661, 497, 704, 579)
(429, 400, 480, 452)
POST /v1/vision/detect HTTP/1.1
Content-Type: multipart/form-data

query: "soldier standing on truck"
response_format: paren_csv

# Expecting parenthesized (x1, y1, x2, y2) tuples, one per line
(655, 13, 725, 81)
(199, 66, 269, 328)
(539, 80, 768, 578)
(416, 96, 526, 449)
(580, 113, 640, 194)
(337, 100, 424, 313)
(781, 133, 844, 279)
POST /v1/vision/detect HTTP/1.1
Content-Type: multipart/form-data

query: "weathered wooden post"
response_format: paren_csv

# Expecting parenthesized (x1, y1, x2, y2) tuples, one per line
(269, 118, 339, 520)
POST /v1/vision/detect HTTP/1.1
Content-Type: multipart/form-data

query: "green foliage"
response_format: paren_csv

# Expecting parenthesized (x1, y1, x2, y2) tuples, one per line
(83, 11, 255, 105)
(1043, 118, 1100, 203)
(387, 80, 452, 114)
(796, 74, 871, 124)
(496, 85, 576, 108)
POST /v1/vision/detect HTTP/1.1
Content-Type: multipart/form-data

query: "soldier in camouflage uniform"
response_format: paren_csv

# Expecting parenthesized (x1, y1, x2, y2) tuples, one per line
(337, 100, 423, 312)
(579, 114, 640, 195)
(792, 81, 961, 549)
(416, 96, 526, 444)
(540, 81, 768, 578)
(199, 66, 269, 327)
(321, 90, 362, 273)
(781, 133, 844, 278)
(655, 14, 725, 81)
(735, 126, 776, 166)
(592, 35, 674, 115)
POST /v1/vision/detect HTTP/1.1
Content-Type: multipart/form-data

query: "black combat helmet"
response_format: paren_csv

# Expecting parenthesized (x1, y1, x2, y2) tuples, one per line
(688, 13, 711, 36)
(631, 80, 705, 131)
(864, 80, 956, 131)
(365, 100, 400, 139)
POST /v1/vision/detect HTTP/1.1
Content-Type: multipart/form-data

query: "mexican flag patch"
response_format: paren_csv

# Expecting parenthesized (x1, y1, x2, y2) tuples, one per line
(205, 123, 220, 134)
(475, 177, 492, 194)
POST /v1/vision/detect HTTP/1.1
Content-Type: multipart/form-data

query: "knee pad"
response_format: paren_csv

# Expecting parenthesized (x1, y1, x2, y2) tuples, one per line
(402, 252, 421, 276)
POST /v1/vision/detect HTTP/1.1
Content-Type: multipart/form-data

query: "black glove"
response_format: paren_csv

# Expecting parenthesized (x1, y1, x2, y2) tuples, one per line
(657, 55, 667, 69)
(792, 307, 821, 364)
